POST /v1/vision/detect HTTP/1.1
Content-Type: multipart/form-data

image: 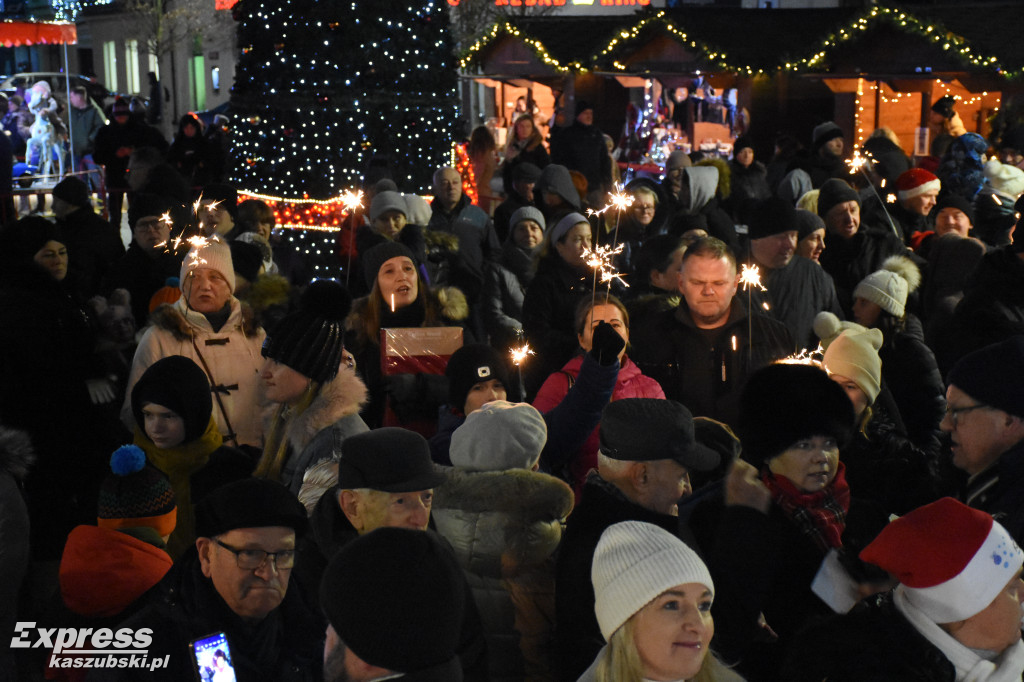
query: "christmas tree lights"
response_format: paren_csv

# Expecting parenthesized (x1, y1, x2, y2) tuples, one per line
(231, 1, 459, 199)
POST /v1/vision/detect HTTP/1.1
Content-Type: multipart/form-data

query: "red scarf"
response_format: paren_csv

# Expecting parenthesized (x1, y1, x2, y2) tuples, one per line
(761, 462, 851, 553)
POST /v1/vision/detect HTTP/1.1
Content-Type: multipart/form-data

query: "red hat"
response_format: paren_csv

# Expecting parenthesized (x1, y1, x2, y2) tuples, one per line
(860, 498, 1022, 623)
(895, 168, 941, 202)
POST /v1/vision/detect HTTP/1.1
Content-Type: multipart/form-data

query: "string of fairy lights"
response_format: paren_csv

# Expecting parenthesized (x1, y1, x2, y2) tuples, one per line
(460, 4, 1021, 80)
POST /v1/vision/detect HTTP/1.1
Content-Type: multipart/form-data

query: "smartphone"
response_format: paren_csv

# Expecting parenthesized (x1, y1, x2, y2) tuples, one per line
(189, 631, 237, 682)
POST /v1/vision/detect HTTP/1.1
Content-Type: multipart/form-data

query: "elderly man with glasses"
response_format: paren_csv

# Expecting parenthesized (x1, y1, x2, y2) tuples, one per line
(108, 478, 323, 681)
(943, 336, 1024, 543)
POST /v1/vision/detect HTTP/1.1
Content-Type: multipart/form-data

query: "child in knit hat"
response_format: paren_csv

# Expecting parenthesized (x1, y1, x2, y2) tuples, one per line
(851, 255, 946, 456)
(581, 520, 741, 682)
(814, 312, 941, 515)
(130, 356, 253, 559)
(58, 445, 176, 628)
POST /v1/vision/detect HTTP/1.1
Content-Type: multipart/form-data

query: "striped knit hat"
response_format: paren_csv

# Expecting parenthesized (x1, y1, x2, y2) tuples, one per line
(592, 521, 713, 641)
(97, 445, 177, 537)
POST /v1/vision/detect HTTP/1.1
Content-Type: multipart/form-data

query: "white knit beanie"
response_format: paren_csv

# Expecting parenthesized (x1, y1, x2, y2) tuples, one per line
(180, 238, 236, 294)
(592, 521, 713, 641)
(852, 254, 920, 318)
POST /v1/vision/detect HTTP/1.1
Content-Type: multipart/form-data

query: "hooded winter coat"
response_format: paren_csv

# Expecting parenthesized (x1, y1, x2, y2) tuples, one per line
(533, 354, 664, 498)
(268, 368, 370, 495)
(433, 468, 574, 682)
(673, 166, 738, 248)
(122, 297, 268, 449)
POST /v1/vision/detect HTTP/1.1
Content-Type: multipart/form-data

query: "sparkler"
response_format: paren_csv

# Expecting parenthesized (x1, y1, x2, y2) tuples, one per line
(582, 242, 628, 307)
(586, 184, 634, 252)
(846, 149, 900, 238)
(339, 189, 365, 287)
(740, 263, 766, 360)
(509, 343, 534, 367)
(776, 344, 825, 366)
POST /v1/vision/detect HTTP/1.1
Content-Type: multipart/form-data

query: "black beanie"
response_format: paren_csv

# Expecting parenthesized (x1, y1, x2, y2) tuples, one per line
(747, 197, 798, 240)
(935, 194, 975, 227)
(733, 135, 754, 155)
(131, 355, 213, 443)
(194, 478, 307, 538)
(947, 336, 1024, 418)
(53, 176, 90, 209)
(445, 344, 511, 412)
(202, 183, 239, 220)
(229, 240, 262, 283)
(0, 216, 63, 263)
(738, 363, 855, 469)
(262, 279, 352, 383)
(319, 528, 464, 675)
(362, 240, 417, 291)
(816, 179, 860, 219)
(128, 193, 173, 230)
(931, 95, 957, 119)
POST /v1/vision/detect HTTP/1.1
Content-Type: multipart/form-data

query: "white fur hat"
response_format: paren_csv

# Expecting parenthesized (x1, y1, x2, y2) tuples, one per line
(592, 521, 713, 641)
(985, 159, 1024, 200)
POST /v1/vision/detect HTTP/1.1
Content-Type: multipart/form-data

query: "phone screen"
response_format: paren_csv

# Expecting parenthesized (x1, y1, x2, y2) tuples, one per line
(189, 632, 237, 682)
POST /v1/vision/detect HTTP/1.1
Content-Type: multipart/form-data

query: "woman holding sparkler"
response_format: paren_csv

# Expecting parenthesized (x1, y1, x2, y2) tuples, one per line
(346, 241, 470, 429)
(521, 212, 593, 397)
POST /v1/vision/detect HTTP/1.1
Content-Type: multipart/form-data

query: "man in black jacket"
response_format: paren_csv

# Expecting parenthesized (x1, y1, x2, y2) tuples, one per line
(554, 398, 719, 682)
(105, 478, 322, 682)
(630, 237, 793, 427)
(550, 100, 611, 198)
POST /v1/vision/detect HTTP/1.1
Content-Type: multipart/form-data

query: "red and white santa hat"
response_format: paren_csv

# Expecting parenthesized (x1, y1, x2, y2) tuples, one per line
(860, 497, 1023, 624)
(895, 168, 941, 202)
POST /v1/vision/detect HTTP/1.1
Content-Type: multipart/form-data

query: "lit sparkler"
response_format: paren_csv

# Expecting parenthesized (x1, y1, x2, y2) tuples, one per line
(845, 151, 868, 175)
(739, 263, 766, 291)
(583, 242, 629, 306)
(509, 343, 534, 367)
(586, 184, 635, 218)
(192, 193, 204, 216)
(777, 344, 825, 366)
(846, 149, 900, 238)
(339, 189, 364, 212)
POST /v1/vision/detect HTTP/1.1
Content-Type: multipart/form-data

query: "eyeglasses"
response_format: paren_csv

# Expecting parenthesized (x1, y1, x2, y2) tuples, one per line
(944, 403, 990, 427)
(215, 539, 295, 570)
(135, 219, 164, 232)
(633, 204, 656, 214)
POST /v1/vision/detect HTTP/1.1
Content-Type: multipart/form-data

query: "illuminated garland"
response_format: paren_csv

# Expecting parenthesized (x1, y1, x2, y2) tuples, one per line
(460, 4, 1022, 80)
(453, 142, 478, 207)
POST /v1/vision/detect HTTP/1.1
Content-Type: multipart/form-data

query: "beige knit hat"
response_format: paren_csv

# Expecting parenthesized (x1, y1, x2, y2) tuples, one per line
(814, 312, 883, 405)
(852, 254, 920, 318)
(592, 521, 713, 641)
(179, 237, 236, 294)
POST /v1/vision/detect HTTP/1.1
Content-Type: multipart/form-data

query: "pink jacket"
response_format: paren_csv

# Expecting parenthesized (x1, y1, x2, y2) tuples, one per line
(533, 354, 664, 499)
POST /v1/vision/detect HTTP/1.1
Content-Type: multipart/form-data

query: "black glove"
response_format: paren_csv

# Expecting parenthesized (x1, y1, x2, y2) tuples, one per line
(383, 373, 418, 403)
(589, 321, 625, 366)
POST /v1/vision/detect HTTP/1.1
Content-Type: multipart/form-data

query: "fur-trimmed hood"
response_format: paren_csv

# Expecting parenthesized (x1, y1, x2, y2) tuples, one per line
(150, 297, 260, 341)
(0, 426, 35, 482)
(280, 368, 368, 454)
(433, 467, 573, 571)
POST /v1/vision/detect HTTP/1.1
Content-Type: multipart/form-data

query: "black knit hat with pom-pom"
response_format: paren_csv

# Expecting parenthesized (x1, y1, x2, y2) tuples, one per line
(262, 279, 352, 383)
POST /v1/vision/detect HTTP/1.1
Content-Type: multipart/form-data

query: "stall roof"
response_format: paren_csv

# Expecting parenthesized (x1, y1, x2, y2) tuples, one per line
(461, 3, 1024, 81)
(0, 21, 77, 47)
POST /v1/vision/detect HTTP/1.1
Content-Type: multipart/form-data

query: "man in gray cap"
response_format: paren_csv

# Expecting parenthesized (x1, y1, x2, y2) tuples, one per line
(945, 336, 1024, 543)
(109, 478, 321, 681)
(554, 398, 720, 682)
(293, 428, 489, 681)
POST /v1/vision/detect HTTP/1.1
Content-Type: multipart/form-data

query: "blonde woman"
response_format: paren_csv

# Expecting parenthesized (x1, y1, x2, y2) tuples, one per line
(583, 520, 742, 682)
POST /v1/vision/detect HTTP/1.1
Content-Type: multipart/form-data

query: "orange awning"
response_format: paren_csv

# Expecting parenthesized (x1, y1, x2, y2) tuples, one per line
(0, 21, 77, 48)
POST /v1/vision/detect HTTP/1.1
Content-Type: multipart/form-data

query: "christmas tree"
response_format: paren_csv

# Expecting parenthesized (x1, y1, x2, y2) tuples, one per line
(231, 0, 460, 198)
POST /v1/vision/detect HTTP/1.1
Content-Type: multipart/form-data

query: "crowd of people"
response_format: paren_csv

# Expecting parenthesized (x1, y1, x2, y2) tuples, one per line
(2, 87, 1024, 682)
